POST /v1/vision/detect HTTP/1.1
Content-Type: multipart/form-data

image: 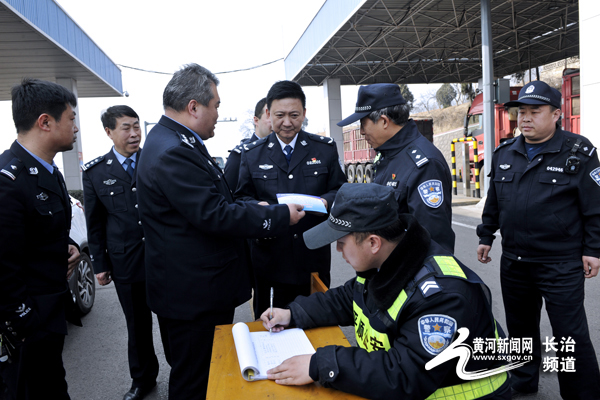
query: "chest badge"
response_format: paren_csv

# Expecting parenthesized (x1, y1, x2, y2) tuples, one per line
(499, 164, 511, 170)
(418, 180, 444, 208)
(103, 179, 116, 185)
(392, 174, 396, 180)
(29, 167, 38, 175)
(36, 192, 49, 201)
(418, 314, 457, 355)
(307, 158, 321, 165)
(106, 159, 113, 165)
(259, 164, 273, 170)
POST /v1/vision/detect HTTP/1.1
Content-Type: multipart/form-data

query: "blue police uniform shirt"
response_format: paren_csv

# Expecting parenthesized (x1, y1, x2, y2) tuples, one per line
(112, 147, 138, 170)
(525, 141, 549, 161)
(16, 140, 56, 173)
(163, 115, 206, 147)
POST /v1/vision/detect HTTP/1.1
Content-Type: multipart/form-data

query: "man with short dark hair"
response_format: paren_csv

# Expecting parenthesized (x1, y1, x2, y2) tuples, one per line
(82, 105, 158, 400)
(136, 64, 304, 400)
(0, 78, 82, 400)
(477, 80, 600, 398)
(236, 80, 346, 316)
(262, 183, 510, 399)
(224, 97, 272, 190)
(338, 84, 454, 252)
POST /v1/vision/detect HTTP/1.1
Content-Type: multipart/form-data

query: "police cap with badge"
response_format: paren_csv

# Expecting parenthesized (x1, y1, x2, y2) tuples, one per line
(337, 84, 407, 127)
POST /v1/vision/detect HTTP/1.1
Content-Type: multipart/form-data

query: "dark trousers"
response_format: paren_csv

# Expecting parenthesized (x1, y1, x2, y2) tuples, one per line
(157, 309, 235, 400)
(500, 256, 600, 399)
(0, 330, 69, 400)
(252, 271, 330, 319)
(113, 280, 159, 389)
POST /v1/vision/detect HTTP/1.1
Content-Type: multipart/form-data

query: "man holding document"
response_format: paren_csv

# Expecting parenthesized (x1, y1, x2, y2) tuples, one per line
(261, 184, 511, 400)
(236, 80, 346, 316)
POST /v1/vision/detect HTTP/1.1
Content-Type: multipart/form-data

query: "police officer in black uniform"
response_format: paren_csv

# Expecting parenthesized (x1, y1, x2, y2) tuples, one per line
(82, 106, 158, 400)
(236, 81, 346, 316)
(338, 84, 455, 252)
(0, 79, 82, 400)
(477, 80, 600, 399)
(224, 97, 272, 190)
(262, 184, 510, 399)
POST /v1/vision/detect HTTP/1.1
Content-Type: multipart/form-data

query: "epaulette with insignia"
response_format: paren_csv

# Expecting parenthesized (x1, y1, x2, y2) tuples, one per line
(406, 145, 429, 168)
(494, 138, 516, 152)
(244, 137, 268, 152)
(308, 133, 335, 145)
(81, 155, 105, 171)
(566, 137, 596, 157)
(0, 158, 24, 181)
(233, 144, 243, 154)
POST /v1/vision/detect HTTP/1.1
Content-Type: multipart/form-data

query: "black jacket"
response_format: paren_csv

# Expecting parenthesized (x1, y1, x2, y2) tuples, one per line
(0, 141, 80, 340)
(82, 148, 145, 283)
(373, 119, 455, 253)
(235, 130, 346, 284)
(136, 116, 291, 320)
(477, 129, 600, 262)
(289, 215, 506, 399)
(223, 133, 258, 192)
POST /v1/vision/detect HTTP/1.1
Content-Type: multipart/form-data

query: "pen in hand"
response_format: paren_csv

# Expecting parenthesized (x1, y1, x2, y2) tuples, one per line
(269, 287, 274, 333)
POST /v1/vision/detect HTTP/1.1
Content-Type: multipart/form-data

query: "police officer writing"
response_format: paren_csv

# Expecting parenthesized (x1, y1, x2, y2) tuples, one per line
(136, 64, 304, 400)
(338, 84, 455, 252)
(262, 183, 510, 400)
(0, 79, 82, 400)
(476, 80, 600, 398)
(82, 106, 159, 400)
(224, 97, 272, 190)
(236, 80, 346, 317)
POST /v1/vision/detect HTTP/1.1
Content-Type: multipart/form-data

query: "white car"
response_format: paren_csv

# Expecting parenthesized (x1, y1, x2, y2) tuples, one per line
(68, 196, 95, 315)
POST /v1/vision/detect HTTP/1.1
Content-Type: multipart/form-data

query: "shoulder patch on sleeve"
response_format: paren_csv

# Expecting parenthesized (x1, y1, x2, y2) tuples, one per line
(418, 180, 444, 208)
(82, 155, 105, 171)
(0, 158, 24, 181)
(590, 167, 600, 187)
(418, 314, 457, 355)
(406, 145, 429, 168)
(494, 138, 516, 152)
(244, 137, 268, 152)
(308, 133, 335, 145)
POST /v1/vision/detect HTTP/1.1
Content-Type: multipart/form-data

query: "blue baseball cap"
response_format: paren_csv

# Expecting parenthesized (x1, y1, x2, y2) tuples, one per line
(504, 80, 561, 109)
(337, 84, 407, 127)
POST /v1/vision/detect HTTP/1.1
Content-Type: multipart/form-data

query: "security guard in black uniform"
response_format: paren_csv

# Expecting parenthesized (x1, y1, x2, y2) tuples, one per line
(338, 83, 455, 253)
(477, 80, 600, 399)
(262, 184, 510, 399)
(223, 97, 272, 191)
(0, 79, 82, 400)
(82, 106, 159, 400)
(236, 81, 347, 316)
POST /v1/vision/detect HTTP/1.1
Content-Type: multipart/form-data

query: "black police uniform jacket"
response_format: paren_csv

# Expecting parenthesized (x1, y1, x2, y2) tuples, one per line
(136, 116, 291, 320)
(223, 133, 258, 192)
(374, 119, 455, 253)
(0, 141, 80, 341)
(235, 130, 347, 285)
(289, 215, 508, 400)
(82, 149, 145, 283)
(477, 129, 600, 262)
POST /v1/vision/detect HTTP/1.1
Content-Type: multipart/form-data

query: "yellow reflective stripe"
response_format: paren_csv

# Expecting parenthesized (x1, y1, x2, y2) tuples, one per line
(425, 372, 507, 400)
(356, 276, 366, 284)
(434, 256, 466, 279)
(387, 289, 407, 321)
(353, 301, 392, 351)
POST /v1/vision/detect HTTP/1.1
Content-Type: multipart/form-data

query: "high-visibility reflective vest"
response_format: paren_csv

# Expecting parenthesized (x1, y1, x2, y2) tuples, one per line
(353, 255, 507, 399)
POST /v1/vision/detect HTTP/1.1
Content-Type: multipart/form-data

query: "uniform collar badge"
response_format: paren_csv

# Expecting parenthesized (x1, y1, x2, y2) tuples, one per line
(300, 140, 307, 146)
(259, 164, 273, 170)
(189, 136, 196, 143)
(182, 134, 190, 144)
(499, 164, 511, 170)
(36, 192, 48, 201)
(103, 179, 116, 185)
(268, 142, 275, 149)
(106, 159, 113, 165)
(29, 167, 38, 175)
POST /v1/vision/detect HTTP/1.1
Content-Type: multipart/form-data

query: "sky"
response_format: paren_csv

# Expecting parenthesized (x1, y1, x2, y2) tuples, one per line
(0, 0, 440, 169)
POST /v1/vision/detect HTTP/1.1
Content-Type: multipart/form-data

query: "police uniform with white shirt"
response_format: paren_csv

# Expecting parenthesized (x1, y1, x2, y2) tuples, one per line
(477, 81, 600, 398)
(235, 130, 346, 314)
(82, 147, 159, 395)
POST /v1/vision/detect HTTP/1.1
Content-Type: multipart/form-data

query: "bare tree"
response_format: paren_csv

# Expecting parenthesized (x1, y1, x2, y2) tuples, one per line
(238, 108, 254, 139)
(414, 89, 439, 113)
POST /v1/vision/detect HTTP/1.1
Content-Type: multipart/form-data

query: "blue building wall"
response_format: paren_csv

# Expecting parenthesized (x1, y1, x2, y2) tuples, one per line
(4, 0, 122, 93)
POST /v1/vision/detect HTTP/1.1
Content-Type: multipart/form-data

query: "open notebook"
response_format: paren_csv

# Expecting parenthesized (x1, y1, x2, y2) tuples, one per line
(232, 322, 316, 381)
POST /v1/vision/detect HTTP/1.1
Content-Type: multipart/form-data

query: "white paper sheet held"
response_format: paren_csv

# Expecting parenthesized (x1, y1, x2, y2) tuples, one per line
(276, 193, 327, 214)
(232, 322, 316, 381)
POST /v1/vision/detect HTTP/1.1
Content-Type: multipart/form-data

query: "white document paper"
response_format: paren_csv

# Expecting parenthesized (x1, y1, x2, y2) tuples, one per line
(276, 193, 327, 214)
(232, 322, 316, 381)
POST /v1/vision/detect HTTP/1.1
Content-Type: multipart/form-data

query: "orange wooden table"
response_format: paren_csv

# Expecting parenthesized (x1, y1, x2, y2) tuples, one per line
(207, 320, 365, 399)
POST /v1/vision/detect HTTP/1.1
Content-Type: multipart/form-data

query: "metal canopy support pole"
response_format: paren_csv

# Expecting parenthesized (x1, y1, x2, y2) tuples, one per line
(56, 77, 83, 190)
(323, 78, 344, 162)
(481, 0, 495, 196)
